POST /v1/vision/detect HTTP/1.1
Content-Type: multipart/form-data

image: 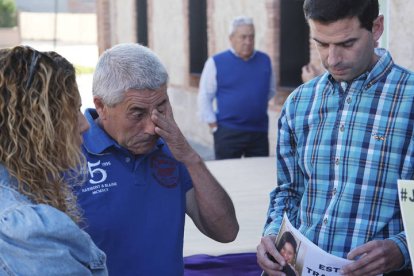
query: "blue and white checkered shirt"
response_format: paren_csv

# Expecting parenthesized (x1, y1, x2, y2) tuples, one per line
(264, 49, 414, 268)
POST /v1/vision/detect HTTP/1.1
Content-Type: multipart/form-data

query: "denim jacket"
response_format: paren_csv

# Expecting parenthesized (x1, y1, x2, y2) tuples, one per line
(0, 165, 107, 276)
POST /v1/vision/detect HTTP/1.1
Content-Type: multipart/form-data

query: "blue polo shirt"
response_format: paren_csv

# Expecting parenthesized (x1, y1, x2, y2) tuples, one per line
(75, 109, 193, 276)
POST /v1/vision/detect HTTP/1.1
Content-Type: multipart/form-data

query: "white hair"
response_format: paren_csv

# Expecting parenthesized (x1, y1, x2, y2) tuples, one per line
(92, 43, 169, 106)
(229, 16, 254, 36)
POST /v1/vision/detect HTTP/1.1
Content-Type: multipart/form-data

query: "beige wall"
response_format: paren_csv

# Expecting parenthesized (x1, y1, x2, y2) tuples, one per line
(209, 0, 272, 55)
(96, 0, 278, 87)
(145, 0, 278, 87)
(109, 0, 136, 44)
(149, 0, 189, 86)
(97, 0, 414, 157)
(388, 1, 414, 71)
(111, 0, 280, 155)
(0, 27, 21, 48)
(19, 12, 97, 43)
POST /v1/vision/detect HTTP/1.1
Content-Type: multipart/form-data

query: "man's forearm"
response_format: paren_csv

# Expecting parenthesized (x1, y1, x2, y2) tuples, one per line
(185, 155, 239, 242)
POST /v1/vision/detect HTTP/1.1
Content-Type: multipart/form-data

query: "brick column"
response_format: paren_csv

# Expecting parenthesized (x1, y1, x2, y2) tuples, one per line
(96, 0, 112, 55)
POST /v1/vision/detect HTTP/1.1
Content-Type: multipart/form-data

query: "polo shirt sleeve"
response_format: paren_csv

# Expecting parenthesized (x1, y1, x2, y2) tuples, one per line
(0, 203, 107, 275)
(180, 164, 193, 193)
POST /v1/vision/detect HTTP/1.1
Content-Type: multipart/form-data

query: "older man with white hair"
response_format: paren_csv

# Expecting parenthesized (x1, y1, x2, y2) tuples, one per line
(198, 16, 276, 160)
(75, 43, 239, 276)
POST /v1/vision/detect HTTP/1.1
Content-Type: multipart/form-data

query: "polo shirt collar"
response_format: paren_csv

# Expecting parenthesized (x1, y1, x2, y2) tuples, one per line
(83, 108, 115, 154)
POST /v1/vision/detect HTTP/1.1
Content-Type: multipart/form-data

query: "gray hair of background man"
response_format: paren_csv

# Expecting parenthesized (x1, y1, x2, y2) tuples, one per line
(229, 16, 254, 36)
(92, 43, 169, 106)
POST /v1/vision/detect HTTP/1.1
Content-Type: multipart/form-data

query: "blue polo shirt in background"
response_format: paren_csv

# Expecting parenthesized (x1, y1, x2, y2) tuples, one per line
(75, 108, 193, 275)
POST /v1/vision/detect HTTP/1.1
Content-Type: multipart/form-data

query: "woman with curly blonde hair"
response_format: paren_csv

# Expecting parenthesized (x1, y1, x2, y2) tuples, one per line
(0, 45, 107, 275)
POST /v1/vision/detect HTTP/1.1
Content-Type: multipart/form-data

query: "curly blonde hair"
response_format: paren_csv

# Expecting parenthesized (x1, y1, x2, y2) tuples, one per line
(0, 46, 85, 223)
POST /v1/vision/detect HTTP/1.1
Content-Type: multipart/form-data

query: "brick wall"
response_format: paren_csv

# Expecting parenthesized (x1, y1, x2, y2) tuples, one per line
(94, 0, 287, 156)
(96, 0, 111, 54)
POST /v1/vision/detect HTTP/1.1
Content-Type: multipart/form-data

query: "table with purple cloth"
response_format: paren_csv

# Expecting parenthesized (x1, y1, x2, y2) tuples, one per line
(183, 157, 276, 275)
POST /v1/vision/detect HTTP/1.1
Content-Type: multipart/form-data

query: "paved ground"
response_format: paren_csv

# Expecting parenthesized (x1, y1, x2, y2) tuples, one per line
(184, 157, 276, 256)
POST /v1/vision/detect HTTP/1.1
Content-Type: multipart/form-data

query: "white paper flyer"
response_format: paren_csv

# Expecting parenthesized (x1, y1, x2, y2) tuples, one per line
(262, 213, 354, 276)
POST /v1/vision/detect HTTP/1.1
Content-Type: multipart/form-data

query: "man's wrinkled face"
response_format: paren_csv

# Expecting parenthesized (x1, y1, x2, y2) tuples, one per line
(230, 24, 255, 60)
(95, 85, 168, 155)
(309, 16, 383, 82)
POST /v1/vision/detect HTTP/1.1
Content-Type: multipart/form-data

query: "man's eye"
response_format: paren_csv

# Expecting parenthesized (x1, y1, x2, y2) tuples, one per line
(316, 42, 328, 48)
(131, 112, 144, 118)
(342, 42, 354, 48)
(156, 104, 167, 113)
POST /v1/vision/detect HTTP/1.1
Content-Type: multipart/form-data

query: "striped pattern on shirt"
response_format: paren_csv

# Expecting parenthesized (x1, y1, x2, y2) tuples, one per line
(264, 49, 414, 268)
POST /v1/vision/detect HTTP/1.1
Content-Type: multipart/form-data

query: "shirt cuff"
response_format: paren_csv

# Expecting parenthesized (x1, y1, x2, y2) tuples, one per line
(388, 233, 411, 269)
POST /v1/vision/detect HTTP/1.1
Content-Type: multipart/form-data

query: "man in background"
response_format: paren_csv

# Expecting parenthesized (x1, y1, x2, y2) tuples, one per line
(198, 16, 276, 160)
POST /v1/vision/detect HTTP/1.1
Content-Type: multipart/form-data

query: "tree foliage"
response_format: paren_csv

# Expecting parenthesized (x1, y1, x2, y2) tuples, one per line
(0, 0, 17, 28)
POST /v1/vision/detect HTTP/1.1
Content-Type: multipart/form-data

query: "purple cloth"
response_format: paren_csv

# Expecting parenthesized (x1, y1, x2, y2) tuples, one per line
(184, 252, 262, 275)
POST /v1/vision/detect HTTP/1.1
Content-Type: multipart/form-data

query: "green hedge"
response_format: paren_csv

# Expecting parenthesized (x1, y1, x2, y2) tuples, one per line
(0, 0, 17, 28)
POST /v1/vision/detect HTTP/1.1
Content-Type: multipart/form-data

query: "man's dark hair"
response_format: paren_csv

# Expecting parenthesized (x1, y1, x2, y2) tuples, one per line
(303, 0, 379, 31)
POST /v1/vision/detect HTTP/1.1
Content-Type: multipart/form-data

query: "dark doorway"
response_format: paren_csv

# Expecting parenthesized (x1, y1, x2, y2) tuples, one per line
(136, 0, 148, 46)
(189, 0, 207, 75)
(280, 0, 310, 87)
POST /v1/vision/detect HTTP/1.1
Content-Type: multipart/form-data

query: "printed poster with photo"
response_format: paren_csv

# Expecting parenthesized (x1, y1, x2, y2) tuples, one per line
(262, 213, 383, 276)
